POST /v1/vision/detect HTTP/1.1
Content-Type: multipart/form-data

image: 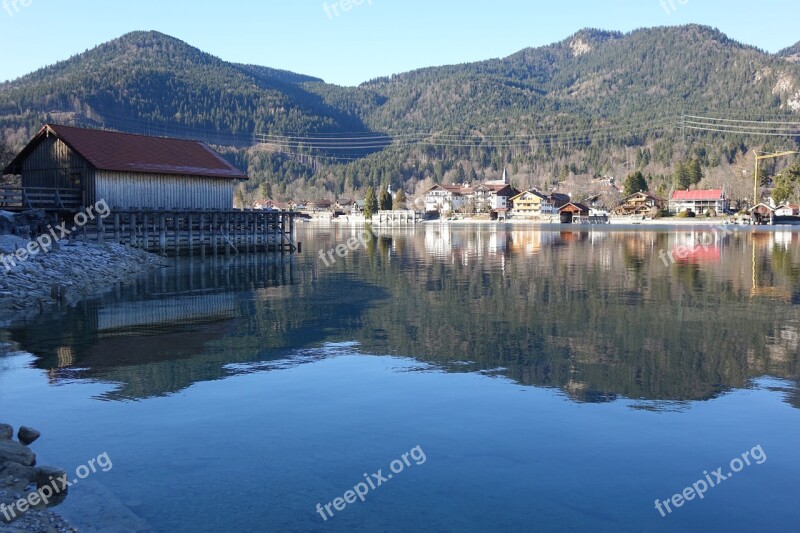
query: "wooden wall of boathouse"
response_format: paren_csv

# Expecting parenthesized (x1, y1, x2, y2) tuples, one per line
(18, 135, 94, 203)
(95, 171, 235, 210)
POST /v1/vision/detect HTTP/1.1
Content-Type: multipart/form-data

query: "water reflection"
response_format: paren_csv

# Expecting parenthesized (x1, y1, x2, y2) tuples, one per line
(4, 225, 799, 406)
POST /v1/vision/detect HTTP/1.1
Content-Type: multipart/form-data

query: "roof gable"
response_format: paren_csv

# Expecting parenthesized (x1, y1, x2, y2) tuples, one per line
(623, 192, 663, 202)
(5, 124, 248, 180)
(511, 189, 546, 202)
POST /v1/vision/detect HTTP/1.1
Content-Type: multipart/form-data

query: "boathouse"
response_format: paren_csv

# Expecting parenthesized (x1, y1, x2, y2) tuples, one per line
(2, 124, 247, 211)
(559, 202, 590, 223)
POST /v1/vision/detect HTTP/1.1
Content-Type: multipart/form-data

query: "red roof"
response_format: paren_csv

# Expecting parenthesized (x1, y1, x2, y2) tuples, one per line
(6, 124, 248, 180)
(670, 189, 724, 201)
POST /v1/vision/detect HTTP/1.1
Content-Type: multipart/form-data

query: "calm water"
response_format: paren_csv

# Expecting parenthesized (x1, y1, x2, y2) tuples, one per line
(1, 224, 799, 532)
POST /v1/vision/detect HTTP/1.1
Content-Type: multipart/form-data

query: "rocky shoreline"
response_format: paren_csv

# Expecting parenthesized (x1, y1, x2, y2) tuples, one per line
(0, 424, 76, 532)
(0, 233, 167, 323)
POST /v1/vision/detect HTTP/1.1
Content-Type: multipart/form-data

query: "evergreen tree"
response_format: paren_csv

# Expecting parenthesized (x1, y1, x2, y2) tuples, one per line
(454, 164, 466, 184)
(364, 187, 378, 219)
(623, 171, 649, 195)
(772, 162, 800, 205)
(688, 158, 703, 185)
(378, 188, 392, 211)
(673, 161, 692, 190)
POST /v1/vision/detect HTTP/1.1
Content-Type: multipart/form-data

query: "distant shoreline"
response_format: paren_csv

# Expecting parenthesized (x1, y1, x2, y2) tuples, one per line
(298, 216, 800, 230)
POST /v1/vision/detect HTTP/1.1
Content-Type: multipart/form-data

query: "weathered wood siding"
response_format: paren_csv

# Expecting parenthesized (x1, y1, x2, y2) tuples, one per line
(95, 171, 235, 210)
(19, 136, 93, 201)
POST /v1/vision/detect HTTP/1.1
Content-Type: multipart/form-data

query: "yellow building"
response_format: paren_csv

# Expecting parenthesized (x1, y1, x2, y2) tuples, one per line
(510, 190, 570, 216)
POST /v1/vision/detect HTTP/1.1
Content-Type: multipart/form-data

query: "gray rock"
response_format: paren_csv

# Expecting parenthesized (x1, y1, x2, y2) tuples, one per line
(0, 424, 12, 440)
(17, 427, 41, 446)
(35, 466, 69, 506)
(0, 460, 37, 491)
(0, 440, 36, 466)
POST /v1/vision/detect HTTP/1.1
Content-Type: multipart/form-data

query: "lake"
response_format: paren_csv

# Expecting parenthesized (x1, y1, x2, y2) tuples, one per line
(1, 224, 799, 532)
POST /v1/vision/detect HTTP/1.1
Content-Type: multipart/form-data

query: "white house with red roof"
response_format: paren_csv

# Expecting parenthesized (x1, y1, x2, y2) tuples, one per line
(669, 189, 728, 215)
(775, 204, 800, 217)
(424, 184, 469, 213)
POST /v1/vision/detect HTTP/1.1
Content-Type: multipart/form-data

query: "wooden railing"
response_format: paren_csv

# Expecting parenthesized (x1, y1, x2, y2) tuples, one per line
(0, 187, 83, 211)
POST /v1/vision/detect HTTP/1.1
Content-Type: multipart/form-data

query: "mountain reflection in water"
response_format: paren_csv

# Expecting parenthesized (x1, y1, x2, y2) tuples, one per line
(6, 225, 799, 407)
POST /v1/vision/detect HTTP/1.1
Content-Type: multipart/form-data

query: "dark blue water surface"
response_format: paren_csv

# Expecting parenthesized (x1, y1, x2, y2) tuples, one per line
(1, 225, 799, 532)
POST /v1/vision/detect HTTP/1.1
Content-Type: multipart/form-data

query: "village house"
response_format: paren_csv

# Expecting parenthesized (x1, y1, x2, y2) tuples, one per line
(253, 199, 291, 211)
(423, 168, 520, 214)
(509, 189, 570, 217)
(669, 189, 728, 215)
(470, 183, 520, 212)
(613, 192, 666, 216)
(305, 199, 332, 212)
(775, 204, 800, 217)
(424, 184, 468, 213)
(3, 124, 247, 210)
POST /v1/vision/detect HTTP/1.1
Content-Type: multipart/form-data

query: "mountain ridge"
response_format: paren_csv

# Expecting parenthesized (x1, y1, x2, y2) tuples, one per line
(2, 26, 800, 204)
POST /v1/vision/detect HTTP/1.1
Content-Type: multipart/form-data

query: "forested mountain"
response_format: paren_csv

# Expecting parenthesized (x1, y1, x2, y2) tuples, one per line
(780, 42, 800, 62)
(1, 26, 800, 204)
(0, 31, 379, 147)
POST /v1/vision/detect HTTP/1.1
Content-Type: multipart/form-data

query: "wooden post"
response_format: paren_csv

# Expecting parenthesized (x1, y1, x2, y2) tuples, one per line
(159, 212, 167, 256)
(199, 212, 206, 258)
(280, 212, 286, 253)
(143, 213, 150, 251)
(289, 212, 295, 251)
(97, 212, 104, 243)
(224, 212, 231, 257)
(272, 213, 279, 252)
(113, 212, 121, 244)
(262, 212, 268, 250)
(251, 212, 257, 253)
(188, 212, 194, 255)
(211, 212, 218, 256)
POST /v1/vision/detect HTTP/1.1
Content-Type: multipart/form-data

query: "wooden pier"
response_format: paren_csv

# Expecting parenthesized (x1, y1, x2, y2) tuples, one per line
(63, 209, 299, 256)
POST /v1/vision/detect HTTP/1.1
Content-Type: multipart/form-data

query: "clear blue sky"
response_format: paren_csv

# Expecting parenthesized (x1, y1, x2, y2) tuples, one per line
(1, 0, 797, 86)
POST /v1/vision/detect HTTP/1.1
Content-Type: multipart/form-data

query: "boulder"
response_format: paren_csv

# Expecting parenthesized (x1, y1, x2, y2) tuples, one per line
(0, 460, 36, 491)
(35, 466, 69, 505)
(0, 440, 36, 466)
(17, 427, 41, 446)
(0, 423, 12, 440)
(0, 210, 49, 238)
